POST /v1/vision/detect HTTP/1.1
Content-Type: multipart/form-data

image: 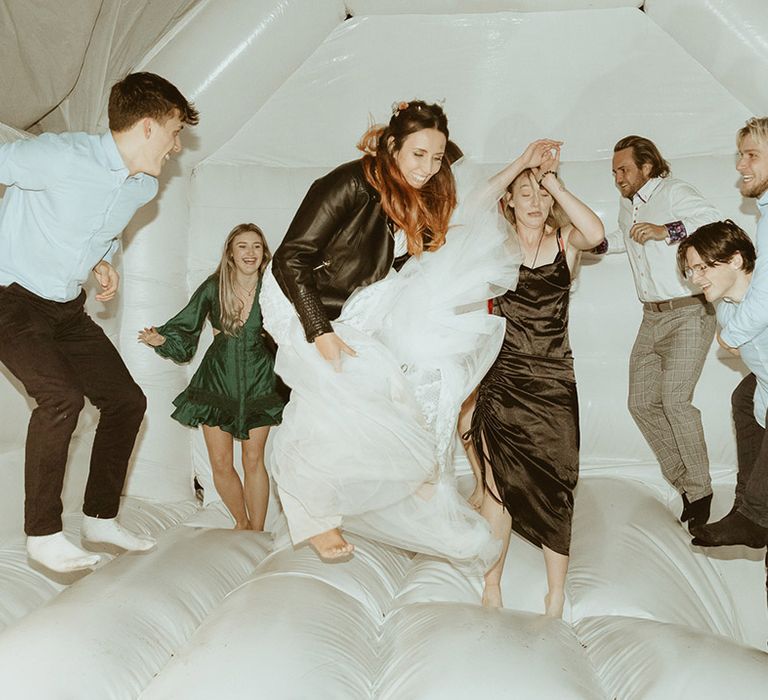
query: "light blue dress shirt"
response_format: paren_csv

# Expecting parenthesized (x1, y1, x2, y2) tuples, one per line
(718, 296, 768, 428)
(720, 190, 768, 347)
(0, 131, 158, 302)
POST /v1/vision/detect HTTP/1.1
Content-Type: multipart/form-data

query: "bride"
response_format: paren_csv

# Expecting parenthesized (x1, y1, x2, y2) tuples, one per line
(261, 98, 558, 573)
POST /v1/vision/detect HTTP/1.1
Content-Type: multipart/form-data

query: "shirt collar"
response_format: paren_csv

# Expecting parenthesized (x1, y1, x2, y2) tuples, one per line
(758, 189, 768, 210)
(632, 177, 662, 205)
(100, 131, 130, 175)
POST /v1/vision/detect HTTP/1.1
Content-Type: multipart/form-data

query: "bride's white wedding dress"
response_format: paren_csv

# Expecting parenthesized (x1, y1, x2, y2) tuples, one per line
(260, 160, 521, 574)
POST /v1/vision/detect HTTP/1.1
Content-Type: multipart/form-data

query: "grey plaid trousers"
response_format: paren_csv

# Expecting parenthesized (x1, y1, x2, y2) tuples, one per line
(628, 302, 716, 500)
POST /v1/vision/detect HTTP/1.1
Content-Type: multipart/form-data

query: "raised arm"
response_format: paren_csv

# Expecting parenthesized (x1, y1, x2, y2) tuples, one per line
(486, 139, 564, 202)
(535, 147, 604, 251)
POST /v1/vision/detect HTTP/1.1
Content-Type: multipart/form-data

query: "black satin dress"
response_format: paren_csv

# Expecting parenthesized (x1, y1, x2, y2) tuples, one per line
(471, 233, 579, 556)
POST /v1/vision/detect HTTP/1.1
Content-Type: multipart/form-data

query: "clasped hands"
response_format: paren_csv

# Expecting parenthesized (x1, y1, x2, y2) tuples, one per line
(519, 139, 563, 184)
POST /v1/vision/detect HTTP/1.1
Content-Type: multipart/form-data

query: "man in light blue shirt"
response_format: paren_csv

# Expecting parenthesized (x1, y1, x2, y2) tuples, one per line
(690, 117, 768, 548)
(0, 72, 199, 573)
(719, 118, 768, 350)
(678, 220, 768, 549)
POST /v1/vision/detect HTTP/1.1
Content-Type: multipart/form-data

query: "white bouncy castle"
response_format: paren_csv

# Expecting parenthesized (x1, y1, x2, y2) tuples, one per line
(1, 1, 768, 697)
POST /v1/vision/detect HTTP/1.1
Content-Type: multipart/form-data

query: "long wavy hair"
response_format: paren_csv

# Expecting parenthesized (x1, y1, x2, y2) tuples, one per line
(502, 170, 570, 232)
(217, 223, 271, 336)
(613, 135, 670, 179)
(357, 100, 457, 256)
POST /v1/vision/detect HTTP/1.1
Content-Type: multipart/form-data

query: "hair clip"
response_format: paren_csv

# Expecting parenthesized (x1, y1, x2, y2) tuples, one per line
(392, 101, 409, 117)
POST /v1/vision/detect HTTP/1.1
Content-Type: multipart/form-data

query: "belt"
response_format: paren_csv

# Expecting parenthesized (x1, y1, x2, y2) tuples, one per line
(642, 294, 707, 313)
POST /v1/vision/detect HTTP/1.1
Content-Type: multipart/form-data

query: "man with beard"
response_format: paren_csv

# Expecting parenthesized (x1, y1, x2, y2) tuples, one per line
(603, 136, 720, 530)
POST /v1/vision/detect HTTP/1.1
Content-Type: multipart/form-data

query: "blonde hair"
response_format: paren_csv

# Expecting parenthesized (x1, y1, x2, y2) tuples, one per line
(503, 170, 570, 232)
(737, 117, 768, 148)
(217, 223, 271, 336)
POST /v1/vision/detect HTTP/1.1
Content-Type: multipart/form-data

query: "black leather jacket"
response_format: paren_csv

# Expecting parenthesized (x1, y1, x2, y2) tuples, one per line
(272, 159, 395, 342)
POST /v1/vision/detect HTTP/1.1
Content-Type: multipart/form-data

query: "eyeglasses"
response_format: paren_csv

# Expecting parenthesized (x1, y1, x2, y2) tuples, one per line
(684, 263, 711, 279)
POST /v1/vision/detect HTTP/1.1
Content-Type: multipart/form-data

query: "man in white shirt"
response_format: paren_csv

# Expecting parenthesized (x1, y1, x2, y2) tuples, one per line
(605, 136, 720, 529)
(0, 72, 198, 572)
(689, 118, 768, 547)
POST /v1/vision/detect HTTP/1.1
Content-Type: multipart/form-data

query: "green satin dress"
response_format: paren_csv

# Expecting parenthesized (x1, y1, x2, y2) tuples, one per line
(154, 274, 284, 439)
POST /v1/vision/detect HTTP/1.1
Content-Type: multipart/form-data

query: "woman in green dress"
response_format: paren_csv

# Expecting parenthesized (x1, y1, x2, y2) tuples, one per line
(138, 223, 284, 530)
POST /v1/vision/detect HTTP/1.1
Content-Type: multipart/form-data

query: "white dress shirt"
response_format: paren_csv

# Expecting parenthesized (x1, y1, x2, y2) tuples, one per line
(605, 177, 720, 302)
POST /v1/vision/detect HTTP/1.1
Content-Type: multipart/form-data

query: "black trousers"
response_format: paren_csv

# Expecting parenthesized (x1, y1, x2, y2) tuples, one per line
(0, 284, 146, 535)
(731, 372, 768, 528)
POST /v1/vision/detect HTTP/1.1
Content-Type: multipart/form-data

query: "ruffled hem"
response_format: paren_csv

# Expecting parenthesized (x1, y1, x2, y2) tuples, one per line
(171, 393, 283, 440)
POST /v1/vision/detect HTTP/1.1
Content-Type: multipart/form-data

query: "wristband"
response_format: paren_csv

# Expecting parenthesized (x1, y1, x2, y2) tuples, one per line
(538, 170, 558, 184)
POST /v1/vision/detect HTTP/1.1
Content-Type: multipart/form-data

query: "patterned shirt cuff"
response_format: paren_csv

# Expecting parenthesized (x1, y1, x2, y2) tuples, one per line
(665, 221, 687, 244)
(591, 238, 609, 255)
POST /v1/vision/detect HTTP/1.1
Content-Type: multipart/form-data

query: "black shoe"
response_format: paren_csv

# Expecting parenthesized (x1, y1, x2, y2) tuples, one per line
(680, 493, 692, 523)
(691, 510, 768, 548)
(686, 494, 712, 531)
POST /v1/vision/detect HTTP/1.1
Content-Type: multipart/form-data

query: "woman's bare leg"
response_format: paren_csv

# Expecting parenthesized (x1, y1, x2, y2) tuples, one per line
(459, 390, 483, 509)
(242, 426, 270, 531)
(201, 425, 249, 529)
(542, 546, 568, 618)
(479, 449, 511, 608)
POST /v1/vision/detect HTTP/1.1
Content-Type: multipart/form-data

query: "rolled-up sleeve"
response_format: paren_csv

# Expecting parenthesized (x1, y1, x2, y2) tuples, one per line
(664, 180, 721, 243)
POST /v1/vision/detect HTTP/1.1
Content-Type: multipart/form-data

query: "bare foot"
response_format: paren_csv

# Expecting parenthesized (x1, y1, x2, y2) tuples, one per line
(309, 528, 354, 561)
(468, 487, 484, 511)
(482, 582, 503, 608)
(544, 590, 565, 618)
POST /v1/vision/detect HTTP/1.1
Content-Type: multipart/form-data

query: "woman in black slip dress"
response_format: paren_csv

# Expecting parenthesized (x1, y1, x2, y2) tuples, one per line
(469, 144, 604, 617)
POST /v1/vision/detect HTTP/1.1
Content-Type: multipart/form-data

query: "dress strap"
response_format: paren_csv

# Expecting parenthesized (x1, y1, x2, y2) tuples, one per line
(556, 227, 565, 254)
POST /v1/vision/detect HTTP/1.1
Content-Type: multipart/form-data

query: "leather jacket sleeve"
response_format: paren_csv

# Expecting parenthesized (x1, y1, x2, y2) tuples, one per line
(272, 165, 361, 342)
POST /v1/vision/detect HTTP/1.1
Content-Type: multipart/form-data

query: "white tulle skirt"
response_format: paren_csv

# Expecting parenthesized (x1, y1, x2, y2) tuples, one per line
(260, 160, 521, 575)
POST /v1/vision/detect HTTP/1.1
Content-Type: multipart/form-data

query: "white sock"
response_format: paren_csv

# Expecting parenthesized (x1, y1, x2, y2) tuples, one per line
(27, 532, 101, 573)
(81, 516, 156, 552)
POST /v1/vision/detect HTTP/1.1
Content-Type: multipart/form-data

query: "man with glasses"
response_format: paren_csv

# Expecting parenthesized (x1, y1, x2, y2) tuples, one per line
(687, 118, 768, 547)
(678, 220, 768, 548)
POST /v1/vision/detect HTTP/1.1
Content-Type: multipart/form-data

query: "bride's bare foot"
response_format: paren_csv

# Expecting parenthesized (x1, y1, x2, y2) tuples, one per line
(468, 486, 484, 511)
(482, 582, 503, 608)
(544, 590, 565, 618)
(309, 528, 354, 561)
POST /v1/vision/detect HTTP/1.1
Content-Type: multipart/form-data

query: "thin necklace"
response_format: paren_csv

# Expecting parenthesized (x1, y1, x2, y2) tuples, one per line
(520, 229, 545, 268)
(235, 279, 258, 297)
